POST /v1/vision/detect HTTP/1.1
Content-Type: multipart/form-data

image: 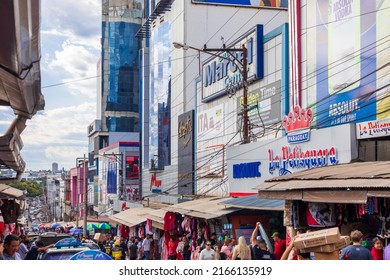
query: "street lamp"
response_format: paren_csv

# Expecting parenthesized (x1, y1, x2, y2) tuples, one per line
(173, 42, 249, 144)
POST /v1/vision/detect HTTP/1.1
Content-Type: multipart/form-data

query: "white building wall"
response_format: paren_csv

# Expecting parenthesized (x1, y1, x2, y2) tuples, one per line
(143, 1, 288, 201)
(177, 3, 288, 197)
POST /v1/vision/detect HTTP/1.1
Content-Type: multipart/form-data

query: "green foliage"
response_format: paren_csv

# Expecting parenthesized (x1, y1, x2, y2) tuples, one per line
(9, 181, 44, 197)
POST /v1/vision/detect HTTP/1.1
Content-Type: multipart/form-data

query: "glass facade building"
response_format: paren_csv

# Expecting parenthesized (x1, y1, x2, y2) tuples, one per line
(101, 1, 143, 133)
(149, 21, 172, 169)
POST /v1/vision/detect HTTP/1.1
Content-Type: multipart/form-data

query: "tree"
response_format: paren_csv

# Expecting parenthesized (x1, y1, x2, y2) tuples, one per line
(9, 180, 44, 197)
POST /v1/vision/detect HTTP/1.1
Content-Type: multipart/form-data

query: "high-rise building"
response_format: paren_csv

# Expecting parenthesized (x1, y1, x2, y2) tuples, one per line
(87, 1, 145, 215)
(52, 162, 58, 174)
(101, 0, 143, 141)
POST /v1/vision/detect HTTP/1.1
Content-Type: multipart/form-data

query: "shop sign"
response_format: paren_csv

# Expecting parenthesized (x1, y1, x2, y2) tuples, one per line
(356, 118, 390, 139)
(268, 146, 338, 176)
(233, 161, 261, 179)
(191, 0, 288, 9)
(282, 105, 313, 144)
(178, 111, 195, 195)
(197, 104, 224, 141)
(201, 25, 263, 102)
(150, 173, 162, 193)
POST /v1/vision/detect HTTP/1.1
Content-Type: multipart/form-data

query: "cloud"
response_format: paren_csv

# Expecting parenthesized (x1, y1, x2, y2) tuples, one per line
(41, 0, 101, 46)
(40, 0, 101, 99)
(46, 43, 99, 98)
(21, 102, 96, 169)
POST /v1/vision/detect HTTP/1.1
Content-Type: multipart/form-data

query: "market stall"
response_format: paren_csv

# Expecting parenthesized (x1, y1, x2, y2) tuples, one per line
(256, 161, 390, 259)
(0, 184, 25, 240)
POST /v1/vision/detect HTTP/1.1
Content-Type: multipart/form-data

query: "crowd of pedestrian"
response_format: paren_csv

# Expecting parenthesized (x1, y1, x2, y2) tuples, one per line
(1, 224, 384, 261)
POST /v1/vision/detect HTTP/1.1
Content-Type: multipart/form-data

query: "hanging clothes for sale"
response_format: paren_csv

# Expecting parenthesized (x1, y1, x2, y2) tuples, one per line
(306, 202, 336, 227)
(0, 199, 20, 224)
(120, 225, 130, 239)
(163, 211, 176, 231)
(0, 209, 4, 236)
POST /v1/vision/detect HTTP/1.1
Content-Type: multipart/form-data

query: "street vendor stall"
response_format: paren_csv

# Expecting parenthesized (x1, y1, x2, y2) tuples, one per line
(256, 161, 390, 259)
(0, 184, 25, 240)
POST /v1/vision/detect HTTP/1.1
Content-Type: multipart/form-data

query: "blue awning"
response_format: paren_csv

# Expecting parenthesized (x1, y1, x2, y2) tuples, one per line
(220, 195, 284, 211)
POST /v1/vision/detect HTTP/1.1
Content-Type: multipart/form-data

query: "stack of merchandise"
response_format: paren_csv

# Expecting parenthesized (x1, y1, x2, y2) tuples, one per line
(294, 227, 350, 260)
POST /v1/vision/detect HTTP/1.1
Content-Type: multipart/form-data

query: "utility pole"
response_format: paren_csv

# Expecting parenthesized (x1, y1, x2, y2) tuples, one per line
(241, 45, 249, 144)
(83, 154, 87, 238)
(75, 165, 79, 228)
(175, 42, 250, 144)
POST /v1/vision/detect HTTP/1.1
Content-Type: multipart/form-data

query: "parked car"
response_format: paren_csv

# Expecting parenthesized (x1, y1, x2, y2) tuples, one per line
(38, 238, 89, 260)
(39, 233, 72, 246)
(82, 242, 100, 250)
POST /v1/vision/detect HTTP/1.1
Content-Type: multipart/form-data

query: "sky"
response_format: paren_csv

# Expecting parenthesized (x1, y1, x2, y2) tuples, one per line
(21, 0, 101, 171)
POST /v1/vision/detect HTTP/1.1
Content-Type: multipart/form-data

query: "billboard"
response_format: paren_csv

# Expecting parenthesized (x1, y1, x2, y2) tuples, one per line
(201, 25, 263, 102)
(310, 1, 390, 128)
(237, 80, 281, 132)
(197, 104, 224, 141)
(192, 0, 288, 9)
(125, 156, 139, 179)
(178, 110, 195, 195)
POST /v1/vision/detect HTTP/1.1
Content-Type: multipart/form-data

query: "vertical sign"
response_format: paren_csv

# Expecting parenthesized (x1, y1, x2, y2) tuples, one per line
(178, 110, 195, 196)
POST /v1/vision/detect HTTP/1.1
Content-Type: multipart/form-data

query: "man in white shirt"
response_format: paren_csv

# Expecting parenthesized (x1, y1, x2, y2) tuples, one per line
(142, 234, 151, 260)
(199, 241, 215, 260)
(0, 234, 22, 260)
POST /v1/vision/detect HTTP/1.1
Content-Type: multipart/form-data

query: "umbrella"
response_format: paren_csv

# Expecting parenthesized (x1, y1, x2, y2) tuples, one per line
(51, 223, 60, 229)
(69, 228, 83, 235)
(98, 223, 111, 230)
(87, 223, 98, 231)
(39, 223, 47, 228)
(70, 250, 112, 260)
(55, 226, 65, 233)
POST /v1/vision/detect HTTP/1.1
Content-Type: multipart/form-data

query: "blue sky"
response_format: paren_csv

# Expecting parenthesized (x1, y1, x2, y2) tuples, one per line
(20, 0, 101, 171)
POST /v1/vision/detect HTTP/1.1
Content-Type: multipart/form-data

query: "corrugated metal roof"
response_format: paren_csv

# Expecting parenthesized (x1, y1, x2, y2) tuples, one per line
(256, 162, 390, 202)
(0, 184, 24, 198)
(264, 161, 390, 183)
(109, 207, 155, 228)
(164, 197, 239, 219)
(258, 178, 390, 191)
(220, 195, 285, 211)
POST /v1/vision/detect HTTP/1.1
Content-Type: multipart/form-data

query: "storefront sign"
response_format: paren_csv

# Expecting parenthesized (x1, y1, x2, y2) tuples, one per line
(202, 25, 263, 102)
(233, 161, 261, 178)
(197, 104, 224, 141)
(268, 146, 338, 176)
(227, 123, 356, 195)
(150, 173, 162, 193)
(237, 80, 281, 130)
(178, 111, 195, 195)
(356, 119, 390, 139)
(192, 0, 288, 9)
(282, 105, 313, 144)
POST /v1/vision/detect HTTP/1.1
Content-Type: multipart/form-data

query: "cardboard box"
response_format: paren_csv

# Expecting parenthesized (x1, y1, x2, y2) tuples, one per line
(294, 227, 341, 249)
(93, 233, 106, 242)
(300, 236, 350, 253)
(312, 251, 340, 260)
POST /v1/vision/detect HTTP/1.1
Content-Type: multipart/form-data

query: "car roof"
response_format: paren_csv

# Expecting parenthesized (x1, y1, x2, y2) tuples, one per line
(39, 246, 89, 260)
